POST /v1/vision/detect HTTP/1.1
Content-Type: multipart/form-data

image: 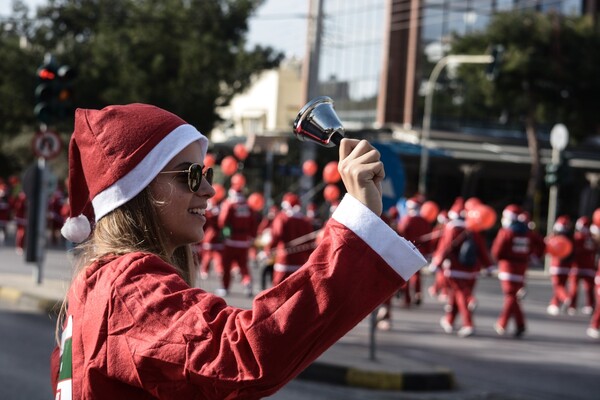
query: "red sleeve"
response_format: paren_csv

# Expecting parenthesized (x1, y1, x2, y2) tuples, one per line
(491, 229, 508, 261)
(474, 232, 493, 267)
(217, 201, 231, 229)
(106, 220, 406, 399)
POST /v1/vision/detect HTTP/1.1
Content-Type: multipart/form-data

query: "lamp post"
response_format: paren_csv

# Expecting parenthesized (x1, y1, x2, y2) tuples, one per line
(418, 54, 494, 195)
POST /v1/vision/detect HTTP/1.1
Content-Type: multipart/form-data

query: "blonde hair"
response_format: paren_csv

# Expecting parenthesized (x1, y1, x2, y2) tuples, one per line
(56, 187, 197, 342)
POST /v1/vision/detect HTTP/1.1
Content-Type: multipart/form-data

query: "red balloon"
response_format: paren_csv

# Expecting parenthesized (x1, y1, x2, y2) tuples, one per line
(466, 204, 497, 232)
(247, 192, 265, 212)
(420, 201, 439, 223)
(545, 235, 573, 258)
(302, 160, 318, 177)
(230, 173, 246, 191)
(220, 156, 238, 176)
(204, 153, 216, 168)
(465, 197, 482, 211)
(323, 184, 341, 203)
(593, 208, 600, 227)
(323, 161, 341, 184)
(233, 143, 249, 160)
(211, 183, 225, 203)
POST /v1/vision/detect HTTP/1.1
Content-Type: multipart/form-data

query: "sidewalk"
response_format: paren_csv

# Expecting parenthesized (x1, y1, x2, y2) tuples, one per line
(0, 246, 455, 391)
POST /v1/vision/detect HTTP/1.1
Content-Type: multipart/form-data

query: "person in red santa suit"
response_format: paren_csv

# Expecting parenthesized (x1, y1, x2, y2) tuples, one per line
(586, 261, 600, 339)
(198, 197, 224, 281)
(0, 183, 11, 245)
(264, 193, 315, 286)
(546, 215, 574, 316)
(51, 103, 426, 400)
(397, 195, 433, 307)
(428, 210, 449, 302)
(491, 204, 533, 337)
(431, 197, 493, 337)
(12, 190, 27, 255)
(218, 174, 258, 297)
(567, 216, 597, 315)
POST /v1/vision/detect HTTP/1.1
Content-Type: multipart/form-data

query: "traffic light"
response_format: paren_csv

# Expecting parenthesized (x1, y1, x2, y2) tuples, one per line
(545, 159, 571, 187)
(34, 54, 76, 124)
(545, 163, 559, 186)
(485, 45, 504, 81)
(34, 59, 58, 124)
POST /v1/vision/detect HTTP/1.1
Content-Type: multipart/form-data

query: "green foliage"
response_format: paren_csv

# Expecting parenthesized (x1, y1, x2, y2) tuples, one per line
(449, 10, 600, 141)
(0, 0, 283, 176)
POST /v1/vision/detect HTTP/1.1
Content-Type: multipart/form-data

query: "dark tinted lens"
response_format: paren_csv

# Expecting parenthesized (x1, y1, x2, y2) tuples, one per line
(188, 164, 202, 192)
(204, 167, 213, 185)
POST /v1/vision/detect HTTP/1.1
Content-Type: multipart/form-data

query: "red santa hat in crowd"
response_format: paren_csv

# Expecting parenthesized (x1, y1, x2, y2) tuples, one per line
(575, 216, 591, 232)
(405, 195, 424, 214)
(281, 192, 301, 213)
(448, 197, 466, 220)
(60, 103, 208, 243)
(553, 215, 572, 234)
(501, 204, 522, 227)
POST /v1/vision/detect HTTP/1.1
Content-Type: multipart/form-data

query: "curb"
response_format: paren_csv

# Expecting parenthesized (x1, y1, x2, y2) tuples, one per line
(298, 361, 454, 391)
(0, 286, 61, 314)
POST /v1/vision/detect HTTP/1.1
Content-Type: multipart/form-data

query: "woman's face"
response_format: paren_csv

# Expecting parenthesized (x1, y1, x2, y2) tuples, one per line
(150, 141, 215, 255)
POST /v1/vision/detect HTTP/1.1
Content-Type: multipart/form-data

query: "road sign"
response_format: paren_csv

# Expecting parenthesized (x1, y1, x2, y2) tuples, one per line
(32, 130, 62, 160)
(550, 123, 569, 151)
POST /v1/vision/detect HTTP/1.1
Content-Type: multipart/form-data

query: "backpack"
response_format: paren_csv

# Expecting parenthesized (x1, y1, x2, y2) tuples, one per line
(458, 233, 478, 268)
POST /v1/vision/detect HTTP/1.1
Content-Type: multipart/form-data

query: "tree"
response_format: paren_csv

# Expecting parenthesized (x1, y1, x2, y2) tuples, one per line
(32, 0, 283, 135)
(449, 10, 600, 211)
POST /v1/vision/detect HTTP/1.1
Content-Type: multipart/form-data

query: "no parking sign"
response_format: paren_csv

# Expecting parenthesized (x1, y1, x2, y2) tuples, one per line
(32, 130, 62, 160)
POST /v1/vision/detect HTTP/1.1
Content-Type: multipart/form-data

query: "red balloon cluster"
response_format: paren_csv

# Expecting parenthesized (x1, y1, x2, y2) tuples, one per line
(302, 160, 318, 177)
(545, 235, 573, 258)
(247, 192, 265, 212)
(420, 201, 439, 223)
(220, 155, 238, 176)
(465, 204, 497, 232)
(323, 184, 340, 202)
(323, 161, 341, 184)
(233, 143, 249, 161)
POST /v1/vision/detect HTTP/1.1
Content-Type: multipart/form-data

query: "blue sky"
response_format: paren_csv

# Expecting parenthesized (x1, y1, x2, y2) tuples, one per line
(0, 0, 309, 58)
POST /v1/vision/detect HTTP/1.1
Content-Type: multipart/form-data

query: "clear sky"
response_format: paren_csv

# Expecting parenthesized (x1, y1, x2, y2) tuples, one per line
(0, 0, 309, 58)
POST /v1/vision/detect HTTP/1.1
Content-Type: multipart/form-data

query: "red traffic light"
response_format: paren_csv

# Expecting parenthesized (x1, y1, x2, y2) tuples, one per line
(38, 68, 56, 80)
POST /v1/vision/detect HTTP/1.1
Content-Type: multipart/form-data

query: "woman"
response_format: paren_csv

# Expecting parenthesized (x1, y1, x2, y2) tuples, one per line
(51, 103, 426, 399)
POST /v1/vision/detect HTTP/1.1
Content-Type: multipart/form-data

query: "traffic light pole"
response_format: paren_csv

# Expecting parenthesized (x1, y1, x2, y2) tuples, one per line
(418, 54, 493, 195)
(544, 147, 561, 274)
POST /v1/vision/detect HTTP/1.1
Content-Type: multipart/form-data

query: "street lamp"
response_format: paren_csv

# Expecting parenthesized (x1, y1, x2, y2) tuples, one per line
(418, 54, 494, 195)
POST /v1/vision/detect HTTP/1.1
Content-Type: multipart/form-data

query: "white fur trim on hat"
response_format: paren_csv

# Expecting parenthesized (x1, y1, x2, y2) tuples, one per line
(92, 124, 206, 222)
(61, 215, 92, 243)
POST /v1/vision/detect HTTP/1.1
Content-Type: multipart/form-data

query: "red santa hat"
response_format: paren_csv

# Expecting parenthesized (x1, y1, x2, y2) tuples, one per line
(502, 204, 522, 222)
(281, 192, 301, 210)
(553, 215, 571, 234)
(61, 103, 208, 243)
(405, 196, 423, 211)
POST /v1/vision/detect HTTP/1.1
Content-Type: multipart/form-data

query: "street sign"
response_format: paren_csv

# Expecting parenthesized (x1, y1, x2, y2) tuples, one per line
(550, 123, 569, 151)
(32, 130, 62, 160)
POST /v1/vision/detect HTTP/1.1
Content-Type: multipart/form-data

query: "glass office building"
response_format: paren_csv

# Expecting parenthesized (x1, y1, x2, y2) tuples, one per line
(314, 0, 589, 129)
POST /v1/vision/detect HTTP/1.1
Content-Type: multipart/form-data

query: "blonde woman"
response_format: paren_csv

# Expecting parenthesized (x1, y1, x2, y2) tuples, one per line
(52, 103, 426, 399)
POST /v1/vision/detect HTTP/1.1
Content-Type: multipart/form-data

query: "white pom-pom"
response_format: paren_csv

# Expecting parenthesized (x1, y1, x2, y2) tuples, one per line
(61, 215, 91, 243)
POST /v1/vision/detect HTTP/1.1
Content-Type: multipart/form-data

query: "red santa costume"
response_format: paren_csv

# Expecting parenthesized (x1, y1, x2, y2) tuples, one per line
(50, 103, 427, 400)
(199, 199, 224, 280)
(568, 217, 597, 315)
(586, 261, 600, 339)
(428, 210, 449, 302)
(397, 196, 433, 307)
(431, 197, 493, 337)
(264, 193, 315, 286)
(12, 191, 27, 254)
(0, 184, 11, 244)
(546, 215, 574, 316)
(491, 204, 532, 337)
(218, 187, 258, 297)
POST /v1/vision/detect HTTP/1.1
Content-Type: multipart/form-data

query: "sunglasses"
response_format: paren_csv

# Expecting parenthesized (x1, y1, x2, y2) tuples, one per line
(159, 163, 213, 192)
